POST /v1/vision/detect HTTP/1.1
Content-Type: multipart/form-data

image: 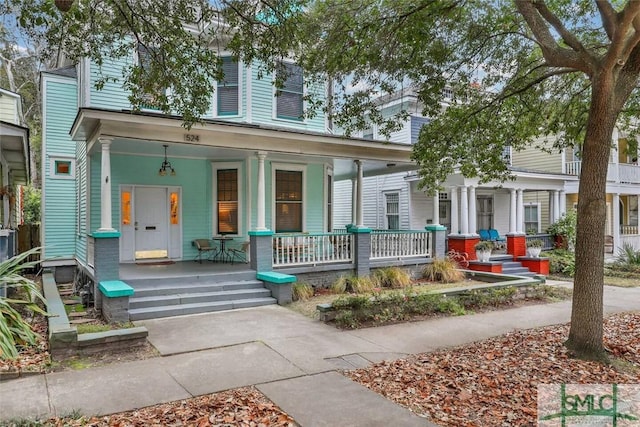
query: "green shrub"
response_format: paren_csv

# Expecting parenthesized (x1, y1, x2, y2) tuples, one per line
(423, 257, 465, 283)
(292, 283, 314, 301)
(547, 210, 577, 250)
(371, 267, 412, 289)
(546, 249, 575, 277)
(0, 248, 46, 360)
(434, 297, 466, 315)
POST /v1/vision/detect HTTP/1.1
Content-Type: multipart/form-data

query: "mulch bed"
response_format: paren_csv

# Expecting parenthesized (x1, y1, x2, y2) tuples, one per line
(346, 312, 640, 426)
(47, 387, 296, 426)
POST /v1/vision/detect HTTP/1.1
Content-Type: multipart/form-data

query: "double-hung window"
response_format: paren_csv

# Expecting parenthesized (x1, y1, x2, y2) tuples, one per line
(385, 193, 400, 230)
(276, 62, 304, 121)
(217, 57, 239, 116)
(275, 170, 303, 232)
(217, 169, 238, 234)
(524, 204, 540, 234)
(137, 43, 165, 110)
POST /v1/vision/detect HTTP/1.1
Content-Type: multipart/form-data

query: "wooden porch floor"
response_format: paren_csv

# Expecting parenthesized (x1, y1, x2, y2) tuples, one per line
(119, 260, 253, 281)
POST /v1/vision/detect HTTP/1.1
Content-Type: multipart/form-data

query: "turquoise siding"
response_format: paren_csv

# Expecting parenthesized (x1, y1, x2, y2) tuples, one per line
(43, 76, 78, 260)
(89, 56, 132, 110)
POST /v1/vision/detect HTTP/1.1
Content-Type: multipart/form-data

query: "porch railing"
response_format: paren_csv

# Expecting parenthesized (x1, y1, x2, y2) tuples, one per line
(620, 225, 639, 235)
(272, 232, 353, 267)
(565, 161, 640, 184)
(526, 233, 554, 251)
(370, 230, 431, 260)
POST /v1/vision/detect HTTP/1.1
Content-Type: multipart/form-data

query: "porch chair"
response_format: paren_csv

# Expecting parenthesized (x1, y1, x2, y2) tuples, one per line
(229, 241, 250, 264)
(478, 229, 491, 241)
(193, 239, 217, 264)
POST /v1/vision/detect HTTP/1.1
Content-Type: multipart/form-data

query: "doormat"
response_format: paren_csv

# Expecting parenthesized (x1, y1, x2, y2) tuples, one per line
(136, 260, 176, 266)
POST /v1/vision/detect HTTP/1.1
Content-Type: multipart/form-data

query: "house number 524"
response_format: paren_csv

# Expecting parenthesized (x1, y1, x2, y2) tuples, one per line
(184, 134, 200, 142)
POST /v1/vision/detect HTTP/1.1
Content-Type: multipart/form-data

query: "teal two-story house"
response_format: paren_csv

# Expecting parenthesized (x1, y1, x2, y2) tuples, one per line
(41, 44, 435, 319)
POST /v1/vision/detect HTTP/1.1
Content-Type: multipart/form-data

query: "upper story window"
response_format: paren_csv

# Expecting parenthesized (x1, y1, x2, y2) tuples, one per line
(217, 57, 239, 116)
(276, 62, 304, 121)
(137, 43, 165, 110)
(502, 145, 512, 166)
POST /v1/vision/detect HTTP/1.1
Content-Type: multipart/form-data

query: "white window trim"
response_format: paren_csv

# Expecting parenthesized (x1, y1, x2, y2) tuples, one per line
(212, 161, 244, 237)
(383, 191, 401, 230)
(271, 163, 307, 232)
(524, 202, 541, 233)
(213, 55, 243, 118)
(49, 155, 76, 179)
(272, 60, 307, 124)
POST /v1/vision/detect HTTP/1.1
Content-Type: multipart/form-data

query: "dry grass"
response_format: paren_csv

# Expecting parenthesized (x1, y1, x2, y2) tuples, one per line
(604, 275, 640, 287)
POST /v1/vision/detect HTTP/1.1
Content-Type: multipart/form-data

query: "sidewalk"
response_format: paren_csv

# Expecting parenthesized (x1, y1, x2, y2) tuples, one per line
(2, 282, 638, 426)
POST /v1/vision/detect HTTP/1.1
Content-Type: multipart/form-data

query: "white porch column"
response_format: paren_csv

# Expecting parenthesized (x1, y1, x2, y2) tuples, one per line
(98, 138, 115, 231)
(2, 160, 9, 228)
(355, 160, 364, 227)
(516, 189, 524, 234)
(613, 128, 620, 183)
(450, 187, 459, 235)
(256, 151, 267, 230)
(553, 190, 561, 223)
(613, 192, 620, 248)
(351, 178, 357, 226)
(432, 191, 440, 226)
(468, 185, 477, 234)
(460, 186, 469, 235)
(559, 190, 567, 217)
(509, 189, 517, 234)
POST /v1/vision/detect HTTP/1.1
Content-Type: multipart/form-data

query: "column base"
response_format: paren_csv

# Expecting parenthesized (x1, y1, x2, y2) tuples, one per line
(507, 234, 527, 259)
(448, 235, 481, 261)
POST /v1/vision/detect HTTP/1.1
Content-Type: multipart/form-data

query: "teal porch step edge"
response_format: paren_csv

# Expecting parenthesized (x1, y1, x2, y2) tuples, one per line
(99, 280, 134, 297)
(257, 271, 296, 284)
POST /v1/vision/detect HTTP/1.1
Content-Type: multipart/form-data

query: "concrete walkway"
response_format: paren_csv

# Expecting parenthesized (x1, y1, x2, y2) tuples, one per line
(2, 282, 639, 426)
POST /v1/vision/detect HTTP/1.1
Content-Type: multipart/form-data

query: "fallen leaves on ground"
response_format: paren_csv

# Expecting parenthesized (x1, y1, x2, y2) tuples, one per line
(0, 313, 49, 375)
(346, 312, 640, 427)
(48, 387, 296, 426)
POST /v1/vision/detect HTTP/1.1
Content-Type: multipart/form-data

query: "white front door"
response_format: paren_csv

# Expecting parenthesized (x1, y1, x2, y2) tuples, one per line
(134, 187, 169, 259)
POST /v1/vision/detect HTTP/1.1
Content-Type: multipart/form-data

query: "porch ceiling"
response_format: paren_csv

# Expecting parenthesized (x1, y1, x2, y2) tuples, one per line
(71, 108, 415, 178)
(0, 121, 29, 185)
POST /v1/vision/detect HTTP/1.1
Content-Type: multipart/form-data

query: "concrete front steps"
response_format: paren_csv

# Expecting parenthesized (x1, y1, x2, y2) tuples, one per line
(490, 255, 537, 277)
(127, 272, 276, 320)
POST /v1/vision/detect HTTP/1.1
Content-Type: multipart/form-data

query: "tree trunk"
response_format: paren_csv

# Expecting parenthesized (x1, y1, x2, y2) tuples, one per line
(565, 77, 616, 362)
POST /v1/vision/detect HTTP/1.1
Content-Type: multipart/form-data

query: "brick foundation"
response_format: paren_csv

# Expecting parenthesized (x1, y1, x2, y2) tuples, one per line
(507, 234, 526, 259)
(468, 262, 503, 273)
(518, 257, 550, 275)
(448, 236, 481, 261)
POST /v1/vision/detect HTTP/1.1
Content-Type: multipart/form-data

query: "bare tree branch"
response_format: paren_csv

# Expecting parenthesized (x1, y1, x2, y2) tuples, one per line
(514, 0, 592, 73)
(596, 0, 618, 41)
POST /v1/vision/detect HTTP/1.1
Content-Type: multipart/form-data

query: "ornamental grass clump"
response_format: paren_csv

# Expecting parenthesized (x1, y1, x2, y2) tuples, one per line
(0, 248, 46, 360)
(371, 267, 412, 289)
(292, 283, 314, 301)
(422, 256, 465, 283)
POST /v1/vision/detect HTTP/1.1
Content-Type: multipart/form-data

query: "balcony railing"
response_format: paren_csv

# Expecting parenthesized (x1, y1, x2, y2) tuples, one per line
(370, 230, 431, 260)
(565, 161, 640, 184)
(273, 232, 353, 267)
(621, 225, 639, 235)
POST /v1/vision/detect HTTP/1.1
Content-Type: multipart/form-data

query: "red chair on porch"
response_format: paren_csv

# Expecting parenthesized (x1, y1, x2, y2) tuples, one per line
(193, 239, 217, 264)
